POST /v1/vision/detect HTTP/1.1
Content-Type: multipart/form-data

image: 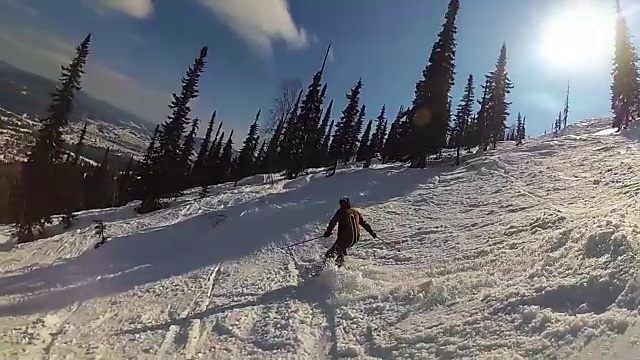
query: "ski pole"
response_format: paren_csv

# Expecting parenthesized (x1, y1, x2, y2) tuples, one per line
(285, 235, 323, 249)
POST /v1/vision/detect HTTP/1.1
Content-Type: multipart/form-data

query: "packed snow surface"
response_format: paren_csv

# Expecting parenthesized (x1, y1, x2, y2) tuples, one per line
(2, 118, 640, 359)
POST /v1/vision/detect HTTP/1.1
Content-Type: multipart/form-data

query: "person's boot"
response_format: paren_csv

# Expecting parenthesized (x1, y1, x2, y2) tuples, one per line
(323, 247, 334, 264)
(335, 253, 345, 268)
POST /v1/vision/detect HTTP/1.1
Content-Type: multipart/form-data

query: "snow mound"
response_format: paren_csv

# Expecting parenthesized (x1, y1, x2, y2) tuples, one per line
(2, 129, 640, 358)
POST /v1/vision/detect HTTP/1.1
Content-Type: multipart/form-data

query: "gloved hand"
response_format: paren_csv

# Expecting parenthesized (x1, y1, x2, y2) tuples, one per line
(323, 231, 331, 238)
(371, 231, 377, 238)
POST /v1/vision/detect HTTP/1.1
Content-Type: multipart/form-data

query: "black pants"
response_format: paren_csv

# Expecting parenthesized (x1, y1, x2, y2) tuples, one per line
(325, 237, 357, 259)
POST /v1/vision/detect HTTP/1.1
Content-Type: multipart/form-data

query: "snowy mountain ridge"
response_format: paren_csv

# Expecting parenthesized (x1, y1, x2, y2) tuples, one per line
(1, 117, 640, 358)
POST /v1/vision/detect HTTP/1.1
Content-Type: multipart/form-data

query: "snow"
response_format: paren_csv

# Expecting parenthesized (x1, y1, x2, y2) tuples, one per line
(2, 118, 640, 358)
(594, 128, 619, 136)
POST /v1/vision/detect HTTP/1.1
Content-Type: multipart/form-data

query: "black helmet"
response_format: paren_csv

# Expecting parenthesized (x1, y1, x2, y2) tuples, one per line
(339, 196, 351, 207)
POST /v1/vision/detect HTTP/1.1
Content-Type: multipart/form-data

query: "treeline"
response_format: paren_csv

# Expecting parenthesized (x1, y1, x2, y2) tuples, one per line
(4, 0, 533, 242)
(611, 0, 640, 130)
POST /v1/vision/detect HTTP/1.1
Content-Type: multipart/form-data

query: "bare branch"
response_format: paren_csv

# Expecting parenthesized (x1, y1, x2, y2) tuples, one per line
(263, 78, 303, 136)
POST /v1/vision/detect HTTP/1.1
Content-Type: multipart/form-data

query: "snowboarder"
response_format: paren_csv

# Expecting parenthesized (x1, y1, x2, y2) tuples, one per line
(322, 196, 377, 267)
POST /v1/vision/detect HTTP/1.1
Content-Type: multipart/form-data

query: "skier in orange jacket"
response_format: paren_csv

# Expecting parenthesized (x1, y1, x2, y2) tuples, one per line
(322, 196, 377, 267)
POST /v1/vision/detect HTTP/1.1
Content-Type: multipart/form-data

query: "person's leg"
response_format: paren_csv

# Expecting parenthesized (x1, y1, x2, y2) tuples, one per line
(324, 241, 337, 262)
(335, 249, 345, 267)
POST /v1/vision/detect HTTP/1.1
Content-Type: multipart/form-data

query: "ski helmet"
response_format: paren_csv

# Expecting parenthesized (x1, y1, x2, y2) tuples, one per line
(339, 196, 351, 207)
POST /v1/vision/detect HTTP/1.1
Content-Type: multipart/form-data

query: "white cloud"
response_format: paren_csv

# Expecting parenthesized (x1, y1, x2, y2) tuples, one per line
(196, 0, 309, 55)
(0, 27, 170, 122)
(96, 0, 153, 18)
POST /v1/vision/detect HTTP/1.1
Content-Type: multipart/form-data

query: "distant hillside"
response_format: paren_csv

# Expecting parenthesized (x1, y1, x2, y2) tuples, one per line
(0, 61, 155, 133)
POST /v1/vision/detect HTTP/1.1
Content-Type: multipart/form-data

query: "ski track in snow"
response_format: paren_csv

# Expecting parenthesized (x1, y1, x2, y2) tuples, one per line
(3, 118, 640, 358)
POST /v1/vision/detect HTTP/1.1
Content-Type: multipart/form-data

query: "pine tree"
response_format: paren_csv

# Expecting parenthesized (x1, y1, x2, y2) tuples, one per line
(115, 155, 135, 206)
(451, 74, 475, 164)
(284, 45, 330, 178)
(331, 79, 363, 164)
(408, 0, 459, 167)
(199, 125, 225, 198)
(234, 110, 261, 184)
(353, 104, 366, 149)
(139, 46, 208, 212)
(356, 119, 373, 162)
(554, 111, 562, 135)
(85, 148, 113, 209)
(136, 125, 162, 210)
(382, 105, 406, 163)
(514, 112, 523, 145)
(256, 139, 267, 167)
(192, 111, 216, 186)
(313, 99, 333, 167)
(61, 121, 89, 226)
(199, 122, 223, 194)
(319, 119, 334, 166)
(472, 78, 493, 150)
(485, 43, 513, 150)
(66, 121, 87, 164)
(562, 82, 570, 128)
(368, 105, 388, 161)
(17, 34, 91, 241)
(262, 114, 286, 174)
(278, 89, 303, 171)
(218, 131, 235, 183)
(177, 118, 199, 190)
(612, 0, 640, 129)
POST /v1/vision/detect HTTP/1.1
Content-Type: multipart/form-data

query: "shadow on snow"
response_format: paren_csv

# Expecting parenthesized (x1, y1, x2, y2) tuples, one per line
(0, 165, 443, 316)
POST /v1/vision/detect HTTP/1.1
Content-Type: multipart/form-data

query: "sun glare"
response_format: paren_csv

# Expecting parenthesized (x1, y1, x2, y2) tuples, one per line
(539, 1, 616, 70)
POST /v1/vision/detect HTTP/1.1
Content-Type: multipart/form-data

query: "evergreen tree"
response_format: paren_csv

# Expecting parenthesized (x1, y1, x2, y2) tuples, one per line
(262, 114, 286, 174)
(66, 121, 87, 164)
(199, 122, 223, 192)
(284, 45, 330, 178)
(451, 74, 475, 164)
(192, 111, 216, 185)
(408, 0, 459, 167)
(319, 119, 334, 166)
(278, 89, 303, 169)
(356, 119, 373, 162)
(331, 79, 363, 164)
(471, 78, 493, 150)
(382, 105, 411, 163)
(139, 46, 208, 212)
(85, 148, 113, 209)
(234, 110, 261, 184)
(256, 139, 267, 168)
(17, 34, 91, 241)
(484, 44, 513, 150)
(218, 131, 235, 183)
(199, 125, 225, 198)
(313, 99, 333, 167)
(61, 121, 89, 226)
(177, 118, 199, 190)
(562, 82, 570, 128)
(369, 105, 388, 160)
(353, 104, 366, 148)
(136, 125, 161, 210)
(612, 0, 640, 129)
(515, 112, 524, 146)
(554, 111, 562, 135)
(115, 155, 135, 206)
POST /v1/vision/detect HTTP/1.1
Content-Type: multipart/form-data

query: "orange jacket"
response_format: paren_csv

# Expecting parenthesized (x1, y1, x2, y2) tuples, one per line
(324, 207, 375, 248)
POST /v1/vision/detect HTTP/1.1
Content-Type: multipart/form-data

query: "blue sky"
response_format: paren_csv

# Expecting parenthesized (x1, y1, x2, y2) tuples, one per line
(0, 0, 635, 141)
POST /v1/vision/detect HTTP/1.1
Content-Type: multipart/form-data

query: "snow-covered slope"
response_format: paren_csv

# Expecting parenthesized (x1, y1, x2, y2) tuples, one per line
(2, 119, 640, 359)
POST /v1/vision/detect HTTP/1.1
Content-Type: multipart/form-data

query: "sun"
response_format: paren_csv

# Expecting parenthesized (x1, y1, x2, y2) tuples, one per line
(539, 1, 616, 70)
